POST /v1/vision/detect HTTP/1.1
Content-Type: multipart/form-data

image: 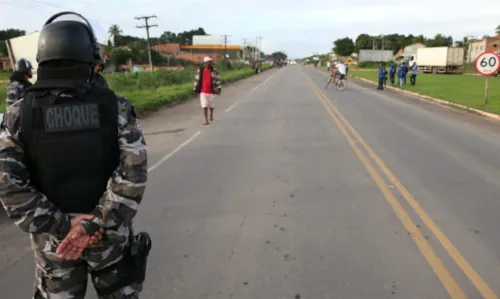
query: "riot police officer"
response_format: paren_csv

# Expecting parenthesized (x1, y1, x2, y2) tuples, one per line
(6, 58, 34, 107)
(93, 57, 109, 88)
(0, 11, 150, 299)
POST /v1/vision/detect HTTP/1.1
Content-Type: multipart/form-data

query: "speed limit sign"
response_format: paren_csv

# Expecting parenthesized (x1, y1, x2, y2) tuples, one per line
(475, 52, 500, 76)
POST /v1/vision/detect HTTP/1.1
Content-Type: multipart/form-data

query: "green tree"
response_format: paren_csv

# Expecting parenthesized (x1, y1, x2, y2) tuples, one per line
(109, 47, 132, 64)
(355, 34, 374, 51)
(108, 24, 122, 46)
(333, 37, 355, 56)
(426, 34, 453, 47)
(496, 25, 500, 36)
(271, 51, 287, 60)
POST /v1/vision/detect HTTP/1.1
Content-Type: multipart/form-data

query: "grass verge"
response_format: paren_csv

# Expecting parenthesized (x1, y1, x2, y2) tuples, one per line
(0, 64, 273, 115)
(120, 66, 269, 114)
(349, 70, 500, 115)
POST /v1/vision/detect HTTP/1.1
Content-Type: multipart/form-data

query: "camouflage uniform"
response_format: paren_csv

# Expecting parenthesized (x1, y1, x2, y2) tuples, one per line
(6, 80, 30, 107)
(0, 94, 148, 299)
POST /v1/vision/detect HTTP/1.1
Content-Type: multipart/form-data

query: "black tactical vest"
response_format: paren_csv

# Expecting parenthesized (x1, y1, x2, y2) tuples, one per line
(20, 83, 120, 213)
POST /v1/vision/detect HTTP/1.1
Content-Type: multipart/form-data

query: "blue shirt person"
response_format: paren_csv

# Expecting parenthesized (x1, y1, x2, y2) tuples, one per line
(397, 63, 405, 87)
(410, 63, 418, 85)
(389, 63, 397, 85)
(377, 63, 386, 90)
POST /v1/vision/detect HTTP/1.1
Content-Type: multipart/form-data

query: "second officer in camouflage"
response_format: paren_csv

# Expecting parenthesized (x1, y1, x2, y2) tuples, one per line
(0, 12, 149, 299)
(6, 58, 34, 107)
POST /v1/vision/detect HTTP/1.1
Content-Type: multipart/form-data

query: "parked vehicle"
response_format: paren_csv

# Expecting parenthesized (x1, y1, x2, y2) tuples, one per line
(406, 47, 464, 74)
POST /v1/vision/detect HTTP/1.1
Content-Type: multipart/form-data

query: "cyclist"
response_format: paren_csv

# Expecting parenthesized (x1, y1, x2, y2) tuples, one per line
(335, 60, 347, 82)
(329, 62, 338, 79)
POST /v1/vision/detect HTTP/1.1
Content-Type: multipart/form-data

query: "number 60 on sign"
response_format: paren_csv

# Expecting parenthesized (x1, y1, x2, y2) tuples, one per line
(475, 52, 500, 76)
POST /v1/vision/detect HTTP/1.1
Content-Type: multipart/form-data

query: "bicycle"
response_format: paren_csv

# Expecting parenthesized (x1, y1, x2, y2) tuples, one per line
(325, 73, 347, 91)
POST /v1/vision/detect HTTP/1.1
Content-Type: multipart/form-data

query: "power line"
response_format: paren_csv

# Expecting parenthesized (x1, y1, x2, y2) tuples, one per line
(135, 15, 158, 72)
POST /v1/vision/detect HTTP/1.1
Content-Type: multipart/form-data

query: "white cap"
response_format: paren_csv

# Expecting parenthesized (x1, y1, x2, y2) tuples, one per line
(204, 56, 213, 63)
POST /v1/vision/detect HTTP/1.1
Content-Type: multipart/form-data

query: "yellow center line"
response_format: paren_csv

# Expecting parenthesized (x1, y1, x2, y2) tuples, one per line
(306, 75, 498, 299)
(304, 76, 467, 298)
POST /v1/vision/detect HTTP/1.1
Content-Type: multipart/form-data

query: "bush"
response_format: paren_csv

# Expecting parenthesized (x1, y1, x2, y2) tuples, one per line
(123, 67, 259, 114)
(107, 68, 196, 92)
(0, 65, 265, 114)
(357, 61, 392, 68)
(0, 85, 6, 112)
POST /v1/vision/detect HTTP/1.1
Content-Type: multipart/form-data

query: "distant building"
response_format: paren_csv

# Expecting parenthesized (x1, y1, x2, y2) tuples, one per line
(467, 39, 488, 63)
(466, 36, 500, 63)
(151, 43, 181, 55)
(180, 45, 242, 60)
(0, 57, 10, 71)
(394, 49, 404, 63)
(403, 43, 426, 60)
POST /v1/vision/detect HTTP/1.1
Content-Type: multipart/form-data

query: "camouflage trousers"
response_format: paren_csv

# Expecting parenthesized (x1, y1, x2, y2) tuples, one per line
(31, 221, 141, 299)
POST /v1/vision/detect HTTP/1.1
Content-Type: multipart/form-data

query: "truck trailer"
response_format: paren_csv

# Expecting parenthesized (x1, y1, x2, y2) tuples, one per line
(407, 47, 464, 74)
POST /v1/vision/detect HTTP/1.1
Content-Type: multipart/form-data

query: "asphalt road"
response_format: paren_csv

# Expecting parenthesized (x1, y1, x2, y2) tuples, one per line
(1, 65, 500, 298)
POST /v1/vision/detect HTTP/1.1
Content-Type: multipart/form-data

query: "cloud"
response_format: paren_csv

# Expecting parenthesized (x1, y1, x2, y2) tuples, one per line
(1, 0, 499, 58)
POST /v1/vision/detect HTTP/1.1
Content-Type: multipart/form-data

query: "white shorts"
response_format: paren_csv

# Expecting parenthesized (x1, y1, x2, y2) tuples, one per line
(200, 92, 215, 108)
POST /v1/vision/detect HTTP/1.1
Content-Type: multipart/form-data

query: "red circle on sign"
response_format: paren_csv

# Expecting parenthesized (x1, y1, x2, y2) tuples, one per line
(474, 52, 500, 76)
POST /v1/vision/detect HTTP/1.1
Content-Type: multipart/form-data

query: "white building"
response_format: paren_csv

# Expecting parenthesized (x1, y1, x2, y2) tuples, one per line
(403, 43, 426, 60)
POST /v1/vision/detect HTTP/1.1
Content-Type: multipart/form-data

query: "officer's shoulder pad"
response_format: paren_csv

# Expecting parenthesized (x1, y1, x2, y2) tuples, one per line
(115, 93, 137, 118)
(115, 93, 133, 106)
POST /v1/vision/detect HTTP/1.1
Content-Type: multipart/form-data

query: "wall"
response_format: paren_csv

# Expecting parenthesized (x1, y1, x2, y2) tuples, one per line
(467, 40, 487, 63)
(0, 58, 10, 71)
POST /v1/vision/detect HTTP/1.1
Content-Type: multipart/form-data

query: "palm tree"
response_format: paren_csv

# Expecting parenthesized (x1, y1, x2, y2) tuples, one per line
(108, 24, 122, 46)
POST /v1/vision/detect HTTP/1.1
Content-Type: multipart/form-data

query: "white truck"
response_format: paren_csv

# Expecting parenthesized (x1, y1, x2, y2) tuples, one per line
(406, 47, 464, 74)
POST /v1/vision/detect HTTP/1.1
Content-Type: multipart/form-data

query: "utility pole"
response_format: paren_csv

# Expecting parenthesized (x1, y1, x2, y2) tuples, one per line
(258, 36, 263, 60)
(221, 34, 230, 60)
(255, 36, 263, 60)
(135, 15, 158, 72)
(243, 39, 247, 61)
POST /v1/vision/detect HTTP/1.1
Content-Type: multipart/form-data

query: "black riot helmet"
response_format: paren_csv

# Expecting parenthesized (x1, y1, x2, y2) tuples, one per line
(36, 11, 101, 65)
(16, 58, 33, 73)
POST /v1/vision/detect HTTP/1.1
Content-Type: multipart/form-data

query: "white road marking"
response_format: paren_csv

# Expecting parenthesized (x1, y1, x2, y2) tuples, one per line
(147, 131, 202, 173)
(225, 70, 280, 113)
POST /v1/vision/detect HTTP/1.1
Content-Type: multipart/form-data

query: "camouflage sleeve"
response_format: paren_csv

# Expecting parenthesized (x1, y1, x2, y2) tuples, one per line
(6, 82, 22, 107)
(214, 69, 222, 90)
(0, 101, 72, 236)
(88, 95, 147, 230)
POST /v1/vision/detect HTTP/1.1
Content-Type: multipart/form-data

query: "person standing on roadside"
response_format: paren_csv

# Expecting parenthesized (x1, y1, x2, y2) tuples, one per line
(93, 58, 109, 88)
(401, 62, 408, 85)
(193, 56, 222, 125)
(377, 62, 386, 90)
(397, 63, 405, 87)
(389, 62, 397, 86)
(0, 11, 150, 299)
(410, 62, 418, 85)
(6, 58, 34, 107)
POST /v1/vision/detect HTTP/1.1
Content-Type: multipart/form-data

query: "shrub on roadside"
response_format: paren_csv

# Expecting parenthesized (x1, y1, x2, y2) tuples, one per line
(123, 68, 259, 114)
(0, 65, 266, 114)
(357, 61, 392, 69)
(0, 85, 6, 112)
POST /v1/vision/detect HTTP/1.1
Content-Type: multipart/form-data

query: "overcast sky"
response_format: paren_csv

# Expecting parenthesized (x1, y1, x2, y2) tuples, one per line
(1, 0, 500, 58)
